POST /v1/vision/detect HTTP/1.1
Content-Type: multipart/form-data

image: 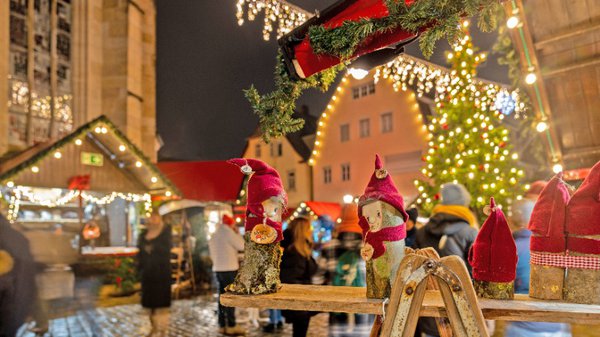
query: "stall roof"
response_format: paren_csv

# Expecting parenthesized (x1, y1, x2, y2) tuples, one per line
(0, 115, 179, 195)
(157, 161, 244, 202)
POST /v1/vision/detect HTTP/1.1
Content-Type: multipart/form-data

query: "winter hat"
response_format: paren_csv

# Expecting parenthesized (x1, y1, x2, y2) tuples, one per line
(337, 203, 362, 234)
(222, 214, 235, 226)
(510, 199, 535, 228)
(358, 154, 409, 221)
(440, 183, 472, 206)
(528, 172, 570, 253)
(228, 158, 287, 210)
(406, 207, 419, 223)
(469, 197, 517, 283)
(566, 160, 600, 255)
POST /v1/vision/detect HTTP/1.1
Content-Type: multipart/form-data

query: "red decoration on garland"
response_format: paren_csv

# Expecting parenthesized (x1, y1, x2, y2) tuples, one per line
(434, 193, 440, 200)
(442, 123, 449, 130)
(278, 0, 418, 79)
(68, 175, 90, 190)
(499, 141, 506, 148)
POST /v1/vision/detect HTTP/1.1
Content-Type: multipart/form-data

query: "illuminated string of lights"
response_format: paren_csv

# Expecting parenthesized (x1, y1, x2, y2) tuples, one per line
(289, 202, 319, 222)
(374, 53, 527, 118)
(504, 1, 562, 173)
(235, 0, 311, 40)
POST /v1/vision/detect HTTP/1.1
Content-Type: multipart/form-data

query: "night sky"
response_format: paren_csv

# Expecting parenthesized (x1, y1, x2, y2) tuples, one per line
(156, 1, 508, 161)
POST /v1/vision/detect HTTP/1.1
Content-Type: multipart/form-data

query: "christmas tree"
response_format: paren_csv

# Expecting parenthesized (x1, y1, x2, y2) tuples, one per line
(414, 23, 525, 220)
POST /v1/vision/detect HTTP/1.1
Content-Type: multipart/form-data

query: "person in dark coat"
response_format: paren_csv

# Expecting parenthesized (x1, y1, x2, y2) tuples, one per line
(414, 183, 478, 337)
(0, 215, 37, 337)
(404, 207, 419, 249)
(138, 210, 172, 336)
(281, 217, 318, 337)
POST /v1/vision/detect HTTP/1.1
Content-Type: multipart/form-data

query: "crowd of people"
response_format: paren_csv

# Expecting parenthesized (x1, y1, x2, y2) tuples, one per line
(208, 182, 573, 337)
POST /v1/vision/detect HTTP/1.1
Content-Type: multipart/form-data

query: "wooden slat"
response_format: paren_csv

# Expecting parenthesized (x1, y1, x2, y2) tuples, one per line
(221, 284, 600, 325)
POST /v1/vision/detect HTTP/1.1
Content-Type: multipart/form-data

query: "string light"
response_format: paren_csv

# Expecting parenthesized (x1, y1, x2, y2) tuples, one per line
(135, 161, 143, 168)
(552, 163, 563, 174)
(235, 0, 310, 41)
(53, 151, 62, 159)
(119, 145, 126, 152)
(75, 139, 82, 146)
(31, 166, 39, 173)
(536, 121, 548, 132)
(506, 16, 519, 29)
(525, 71, 537, 85)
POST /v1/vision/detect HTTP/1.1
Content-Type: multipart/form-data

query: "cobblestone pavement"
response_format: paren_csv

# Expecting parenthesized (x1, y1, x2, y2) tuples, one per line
(17, 296, 373, 337)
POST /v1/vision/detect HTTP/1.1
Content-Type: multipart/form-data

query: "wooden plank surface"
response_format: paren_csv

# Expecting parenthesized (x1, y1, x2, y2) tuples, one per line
(220, 284, 600, 325)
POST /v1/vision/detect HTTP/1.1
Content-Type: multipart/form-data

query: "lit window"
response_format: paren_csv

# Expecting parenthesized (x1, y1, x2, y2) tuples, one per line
(341, 164, 351, 181)
(381, 112, 393, 133)
(340, 124, 350, 142)
(359, 119, 370, 138)
(323, 166, 332, 184)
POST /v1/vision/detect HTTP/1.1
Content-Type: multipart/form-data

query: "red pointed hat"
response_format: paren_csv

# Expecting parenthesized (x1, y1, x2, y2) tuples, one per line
(566, 160, 600, 254)
(358, 154, 409, 222)
(228, 158, 287, 208)
(468, 198, 517, 283)
(528, 172, 570, 253)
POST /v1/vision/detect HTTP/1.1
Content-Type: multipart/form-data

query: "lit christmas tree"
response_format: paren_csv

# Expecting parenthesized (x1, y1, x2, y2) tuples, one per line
(414, 22, 525, 220)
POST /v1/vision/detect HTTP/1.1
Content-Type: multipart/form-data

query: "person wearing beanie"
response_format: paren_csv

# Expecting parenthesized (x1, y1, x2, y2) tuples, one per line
(318, 202, 367, 328)
(414, 183, 478, 337)
(468, 197, 517, 300)
(503, 199, 572, 337)
(208, 214, 245, 336)
(225, 158, 287, 296)
(358, 155, 407, 300)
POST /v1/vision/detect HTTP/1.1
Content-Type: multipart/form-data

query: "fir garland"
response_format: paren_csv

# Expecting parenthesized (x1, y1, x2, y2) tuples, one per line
(309, 0, 502, 59)
(245, 53, 341, 143)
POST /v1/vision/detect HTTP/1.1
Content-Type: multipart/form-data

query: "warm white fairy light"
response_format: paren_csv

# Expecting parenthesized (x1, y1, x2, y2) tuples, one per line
(235, 0, 310, 41)
(75, 139, 82, 146)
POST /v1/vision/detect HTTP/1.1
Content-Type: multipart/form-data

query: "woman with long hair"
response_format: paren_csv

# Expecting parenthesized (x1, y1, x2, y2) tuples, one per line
(281, 217, 318, 337)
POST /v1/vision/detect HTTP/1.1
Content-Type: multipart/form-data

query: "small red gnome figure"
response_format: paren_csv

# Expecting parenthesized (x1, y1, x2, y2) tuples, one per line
(564, 161, 600, 304)
(528, 172, 570, 300)
(469, 197, 517, 300)
(225, 159, 287, 295)
(358, 155, 408, 299)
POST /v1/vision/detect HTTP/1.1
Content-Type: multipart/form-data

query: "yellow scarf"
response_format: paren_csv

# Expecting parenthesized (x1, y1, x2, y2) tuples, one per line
(432, 204, 478, 228)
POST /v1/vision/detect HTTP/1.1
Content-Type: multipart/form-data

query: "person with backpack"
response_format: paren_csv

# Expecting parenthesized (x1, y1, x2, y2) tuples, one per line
(318, 202, 367, 328)
(414, 183, 478, 337)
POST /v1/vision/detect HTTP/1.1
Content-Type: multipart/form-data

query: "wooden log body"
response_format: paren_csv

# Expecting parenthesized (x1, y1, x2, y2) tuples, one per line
(529, 251, 564, 300)
(474, 280, 514, 300)
(564, 251, 600, 304)
(226, 233, 282, 295)
(366, 239, 405, 299)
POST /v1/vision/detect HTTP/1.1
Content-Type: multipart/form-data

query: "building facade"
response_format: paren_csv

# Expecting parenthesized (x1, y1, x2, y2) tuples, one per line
(311, 74, 429, 203)
(0, 0, 157, 160)
(242, 108, 315, 209)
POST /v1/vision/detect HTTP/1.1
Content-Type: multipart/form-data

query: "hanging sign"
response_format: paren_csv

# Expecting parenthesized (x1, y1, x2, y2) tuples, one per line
(81, 152, 104, 167)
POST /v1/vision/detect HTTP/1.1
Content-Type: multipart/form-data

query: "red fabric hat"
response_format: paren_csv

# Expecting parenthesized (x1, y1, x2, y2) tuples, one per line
(228, 158, 287, 241)
(566, 161, 600, 255)
(358, 154, 409, 221)
(222, 214, 235, 226)
(469, 198, 517, 283)
(528, 173, 569, 253)
(357, 155, 407, 260)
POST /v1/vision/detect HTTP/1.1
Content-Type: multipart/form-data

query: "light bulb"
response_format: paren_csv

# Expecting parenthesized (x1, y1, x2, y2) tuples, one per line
(553, 163, 563, 174)
(135, 161, 142, 168)
(343, 194, 354, 204)
(525, 72, 537, 84)
(119, 145, 126, 152)
(536, 121, 548, 132)
(348, 68, 369, 80)
(54, 151, 62, 159)
(151, 176, 158, 183)
(506, 16, 519, 29)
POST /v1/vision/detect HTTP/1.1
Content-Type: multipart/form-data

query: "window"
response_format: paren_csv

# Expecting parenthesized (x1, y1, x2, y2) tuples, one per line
(340, 124, 350, 142)
(350, 81, 376, 100)
(381, 112, 393, 133)
(368, 82, 375, 94)
(287, 170, 296, 191)
(323, 166, 332, 184)
(341, 163, 351, 181)
(270, 142, 283, 157)
(255, 144, 261, 157)
(359, 118, 370, 138)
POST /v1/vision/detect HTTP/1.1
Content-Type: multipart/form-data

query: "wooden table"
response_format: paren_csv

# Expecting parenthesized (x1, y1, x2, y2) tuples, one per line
(221, 284, 600, 325)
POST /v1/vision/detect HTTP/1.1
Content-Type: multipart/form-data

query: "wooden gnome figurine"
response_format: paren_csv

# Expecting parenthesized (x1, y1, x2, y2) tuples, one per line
(564, 160, 600, 304)
(528, 172, 570, 300)
(358, 155, 408, 299)
(469, 197, 517, 300)
(225, 159, 287, 295)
